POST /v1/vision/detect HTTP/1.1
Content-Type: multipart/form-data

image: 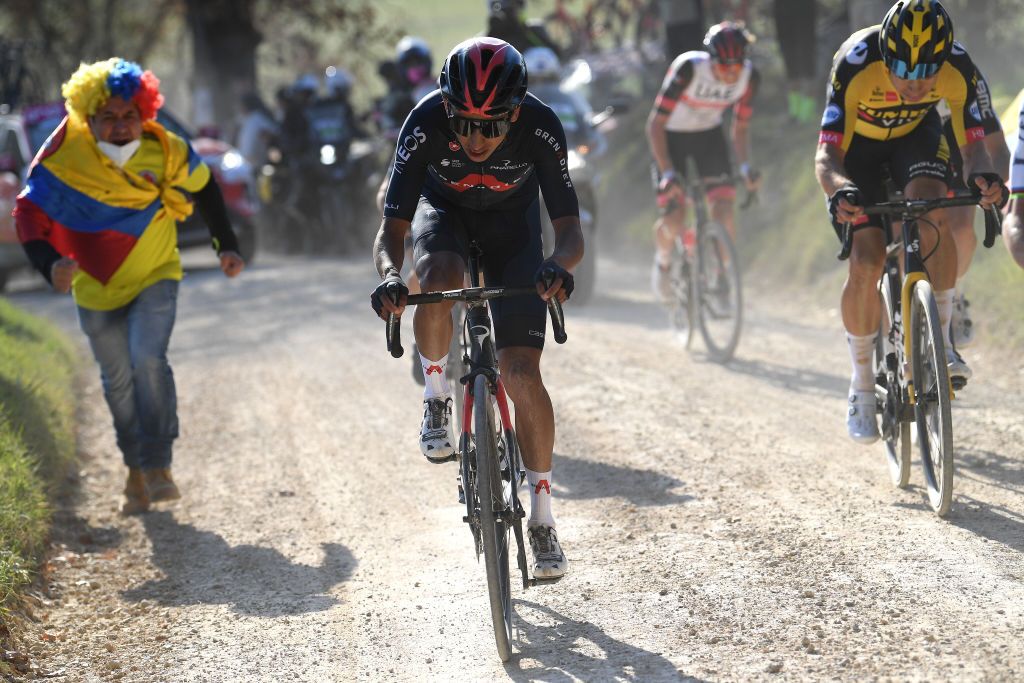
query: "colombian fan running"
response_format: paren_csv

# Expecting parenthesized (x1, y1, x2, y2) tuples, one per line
(370, 38, 584, 579)
(813, 0, 1008, 445)
(647, 21, 760, 301)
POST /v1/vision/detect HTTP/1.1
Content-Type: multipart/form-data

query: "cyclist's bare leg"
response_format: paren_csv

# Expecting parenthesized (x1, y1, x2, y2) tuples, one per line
(654, 203, 687, 262)
(841, 227, 886, 336)
(948, 204, 977, 280)
(709, 193, 737, 244)
(497, 347, 553, 474)
(412, 251, 462, 359)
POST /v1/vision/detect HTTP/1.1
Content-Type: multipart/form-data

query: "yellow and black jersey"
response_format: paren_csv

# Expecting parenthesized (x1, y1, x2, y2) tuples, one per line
(819, 27, 1000, 153)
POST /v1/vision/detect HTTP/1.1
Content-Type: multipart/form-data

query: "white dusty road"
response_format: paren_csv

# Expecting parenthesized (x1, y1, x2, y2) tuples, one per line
(7, 251, 1024, 682)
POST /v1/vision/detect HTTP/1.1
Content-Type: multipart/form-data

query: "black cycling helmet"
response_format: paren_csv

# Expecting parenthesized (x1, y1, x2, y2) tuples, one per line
(879, 0, 954, 80)
(703, 22, 753, 65)
(439, 37, 528, 118)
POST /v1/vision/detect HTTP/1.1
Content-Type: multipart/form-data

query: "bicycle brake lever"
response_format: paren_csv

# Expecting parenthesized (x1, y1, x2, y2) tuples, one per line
(837, 222, 853, 261)
(541, 268, 568, 345)
(385, 283, 404, 358)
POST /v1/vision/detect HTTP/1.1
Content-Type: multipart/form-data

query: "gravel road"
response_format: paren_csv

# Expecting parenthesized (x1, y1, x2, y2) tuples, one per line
(7, 251, 1024, 682)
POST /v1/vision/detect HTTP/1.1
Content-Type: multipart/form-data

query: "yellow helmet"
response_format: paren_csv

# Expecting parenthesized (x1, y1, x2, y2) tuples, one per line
(879, 0, 954, 80)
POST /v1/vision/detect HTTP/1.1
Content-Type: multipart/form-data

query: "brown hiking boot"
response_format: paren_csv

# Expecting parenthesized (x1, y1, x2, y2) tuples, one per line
(122, 468, 150, 515)
(144, 468, 181, 503)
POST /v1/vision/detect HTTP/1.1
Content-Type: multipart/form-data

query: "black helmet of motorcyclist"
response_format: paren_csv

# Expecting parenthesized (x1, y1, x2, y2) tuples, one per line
(396, 36, 433, 89)
(439, 37, 528, 118)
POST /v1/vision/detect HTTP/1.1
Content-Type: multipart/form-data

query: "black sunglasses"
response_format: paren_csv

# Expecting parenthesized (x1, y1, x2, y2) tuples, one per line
(448, 115, 512, 139)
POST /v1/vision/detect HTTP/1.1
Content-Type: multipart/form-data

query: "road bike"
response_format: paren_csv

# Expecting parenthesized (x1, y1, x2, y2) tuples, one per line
(837, 190, 1001, 516)
(665, 167, 752, 363)
(384, 242, 568, 661)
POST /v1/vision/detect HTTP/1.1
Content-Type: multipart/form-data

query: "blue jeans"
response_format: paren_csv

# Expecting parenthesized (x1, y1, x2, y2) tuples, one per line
(77, 279, 179, 470)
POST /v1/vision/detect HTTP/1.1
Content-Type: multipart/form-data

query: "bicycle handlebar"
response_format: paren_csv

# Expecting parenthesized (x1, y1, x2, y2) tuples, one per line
(384, 280, 568, 358)
(836, 190, 1003, 261)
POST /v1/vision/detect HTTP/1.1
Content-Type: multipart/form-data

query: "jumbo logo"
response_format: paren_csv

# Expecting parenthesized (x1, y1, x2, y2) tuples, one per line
(858, 103, 930, 128)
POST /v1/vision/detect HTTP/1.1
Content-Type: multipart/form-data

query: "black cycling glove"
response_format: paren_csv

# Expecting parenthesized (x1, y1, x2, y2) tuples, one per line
(829, 186, 863, 221)
(534, 259, 574, 300)
(370, 272, 408, 317)
(967, 173, 1009, 210)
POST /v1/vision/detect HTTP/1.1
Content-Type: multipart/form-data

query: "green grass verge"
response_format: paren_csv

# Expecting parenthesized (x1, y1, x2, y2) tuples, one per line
(0, 297, 76, 631)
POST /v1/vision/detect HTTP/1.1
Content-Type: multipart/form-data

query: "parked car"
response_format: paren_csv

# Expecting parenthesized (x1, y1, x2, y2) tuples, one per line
(0, 104, 258, 292)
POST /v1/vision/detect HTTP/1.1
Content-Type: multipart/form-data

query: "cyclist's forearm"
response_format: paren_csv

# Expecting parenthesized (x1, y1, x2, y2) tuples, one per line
(983, 134, 1011, 180)
(732, 119, 752, 167)
(646, 112, 673, 174)
(960, 139, 997, 179)
(815, 143, 853, 196)
(373, 217, 410, 277)
(549, 215, 584, 271)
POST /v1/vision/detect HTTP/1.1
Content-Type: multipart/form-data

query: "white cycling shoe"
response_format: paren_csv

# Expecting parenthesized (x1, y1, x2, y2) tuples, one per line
(420, 396, 456, 463)
(528, 524, 568, 580)
(846, 389, 879, 445)
(946, 347, 972, 385)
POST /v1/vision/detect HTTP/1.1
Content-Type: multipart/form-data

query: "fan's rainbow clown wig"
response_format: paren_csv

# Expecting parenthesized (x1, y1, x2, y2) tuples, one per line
(61, 58, 165, 122)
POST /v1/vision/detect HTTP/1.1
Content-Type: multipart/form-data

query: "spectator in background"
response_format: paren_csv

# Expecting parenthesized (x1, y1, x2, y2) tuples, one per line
(14, 58, 245, 514)
(660, 0, 707, 58)
(848, 0, 891, 31)
(772, 0, 818, 124)
(236, 92, 278, 167)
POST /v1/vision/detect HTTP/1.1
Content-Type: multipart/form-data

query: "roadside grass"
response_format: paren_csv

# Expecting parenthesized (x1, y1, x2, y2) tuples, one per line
(0, 297, 77, 655)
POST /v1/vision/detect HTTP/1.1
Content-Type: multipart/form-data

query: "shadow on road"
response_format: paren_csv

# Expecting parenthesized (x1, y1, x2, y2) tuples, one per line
(123, 510, 356, 617)
(555, 453, 694, 507)
(504, 600, 703, 682)
(722, 356, 847, 399)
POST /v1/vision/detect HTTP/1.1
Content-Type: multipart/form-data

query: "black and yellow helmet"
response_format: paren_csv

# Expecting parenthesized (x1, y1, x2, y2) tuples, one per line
(879, 0, 954, 80)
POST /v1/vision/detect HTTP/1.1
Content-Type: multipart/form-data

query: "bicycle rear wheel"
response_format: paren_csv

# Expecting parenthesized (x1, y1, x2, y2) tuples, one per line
(877, 270, 911, 488)
(696, 221, 743, 363)
(910, 281, 954, 516)
(668, 237, 695, 348)
(473, 374, 514, 661)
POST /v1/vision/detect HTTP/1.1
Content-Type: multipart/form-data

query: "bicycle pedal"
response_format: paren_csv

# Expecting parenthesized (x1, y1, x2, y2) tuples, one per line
(951, 377, 967, 392)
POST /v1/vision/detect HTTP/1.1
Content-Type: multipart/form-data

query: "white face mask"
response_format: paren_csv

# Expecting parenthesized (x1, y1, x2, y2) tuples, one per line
(96, 139, 141, 168)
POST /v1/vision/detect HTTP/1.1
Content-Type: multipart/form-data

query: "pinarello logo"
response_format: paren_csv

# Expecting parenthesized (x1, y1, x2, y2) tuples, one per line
(449, 141, 460, 152)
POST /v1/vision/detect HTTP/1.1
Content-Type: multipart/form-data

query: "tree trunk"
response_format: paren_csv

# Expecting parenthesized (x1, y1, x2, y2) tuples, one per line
(185, 0, 261, 138)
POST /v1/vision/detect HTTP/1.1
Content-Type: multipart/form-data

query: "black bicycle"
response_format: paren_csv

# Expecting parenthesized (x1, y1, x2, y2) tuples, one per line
(666, 165, 752, 362)
(384, 242, 567, 662)
(837, 189, 1001, 516)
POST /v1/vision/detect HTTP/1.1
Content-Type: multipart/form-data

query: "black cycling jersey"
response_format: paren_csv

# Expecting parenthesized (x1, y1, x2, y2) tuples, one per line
(382, 91, 580, 222)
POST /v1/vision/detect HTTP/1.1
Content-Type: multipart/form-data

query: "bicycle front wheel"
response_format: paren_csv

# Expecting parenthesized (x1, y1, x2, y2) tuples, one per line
(910, 281, 954, 516)
(473, 374, 514, 661)
(696, 221, 743, 363)
(877, 270, 911, 488)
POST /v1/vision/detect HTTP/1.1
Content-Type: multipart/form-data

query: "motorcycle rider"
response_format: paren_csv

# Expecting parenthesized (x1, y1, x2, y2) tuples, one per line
(486, 0, 563, 57)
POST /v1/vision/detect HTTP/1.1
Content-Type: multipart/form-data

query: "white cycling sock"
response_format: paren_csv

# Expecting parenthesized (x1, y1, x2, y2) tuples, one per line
(847, 332, 876, 392)
(420, 352, 451, 399)
(935, 288, 955, 349)
(526, 468, 555, 527)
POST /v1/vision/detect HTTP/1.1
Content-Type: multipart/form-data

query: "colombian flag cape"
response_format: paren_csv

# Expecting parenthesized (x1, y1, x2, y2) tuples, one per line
(15, 113, 210, 310)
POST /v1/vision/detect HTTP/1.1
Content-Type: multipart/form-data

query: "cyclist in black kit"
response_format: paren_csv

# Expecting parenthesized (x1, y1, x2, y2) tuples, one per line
(370, 37, 583, 579)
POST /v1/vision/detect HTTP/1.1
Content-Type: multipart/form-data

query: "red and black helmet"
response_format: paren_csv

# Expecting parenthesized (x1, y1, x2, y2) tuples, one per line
(703, 22, 754, 65)
(439, 37, 528, 118)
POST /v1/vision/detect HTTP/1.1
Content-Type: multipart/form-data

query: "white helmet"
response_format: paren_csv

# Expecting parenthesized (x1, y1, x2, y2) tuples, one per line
(523, 46, 561, 82)
(324, 65, 353, 97)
